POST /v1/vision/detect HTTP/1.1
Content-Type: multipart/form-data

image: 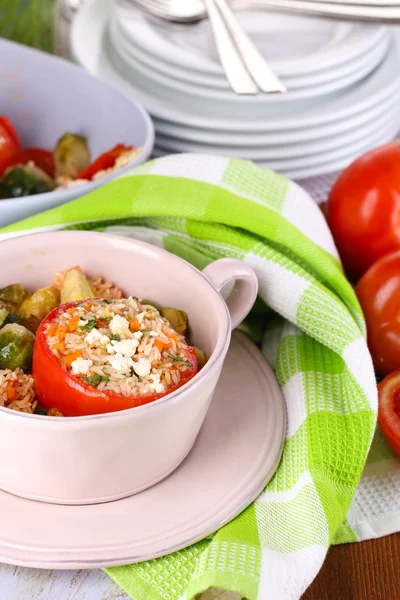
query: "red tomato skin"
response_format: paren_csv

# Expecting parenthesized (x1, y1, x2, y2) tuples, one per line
(356, 250, 400, 377)
(0, 116, 24, 177)
(326, 141, 400, 281)
(23, 148, 55, 178)
(378, 371, 400, 457)
(79, 144, 133, 180)
(32, 302, 198, 417)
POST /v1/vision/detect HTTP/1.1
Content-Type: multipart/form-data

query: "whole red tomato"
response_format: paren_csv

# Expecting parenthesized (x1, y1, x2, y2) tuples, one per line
(378, 371, 400, 457)
(356, 250, 400, 377)
(326, 141, 400, 281)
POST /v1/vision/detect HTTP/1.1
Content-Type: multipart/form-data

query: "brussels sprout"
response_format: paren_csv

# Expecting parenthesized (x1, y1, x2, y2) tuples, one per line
(194, 347, 207, 370)
(160, 307, 188, 336)
(0, 165, 54, 199)
(141, 299, 162, 312)
(53, 133, 90, 178)
(0, 307, 23, 329)
(2, 312, 23, 327)
(0, 308, 8, 329)
(0, 324, 35, 371)
(60, 267, 94, 303)
(0, 284, 30, 313)
(17, 287, 60, 332)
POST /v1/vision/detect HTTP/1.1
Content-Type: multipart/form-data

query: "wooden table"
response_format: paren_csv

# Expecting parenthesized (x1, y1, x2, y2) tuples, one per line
(303, 533, 400, 600)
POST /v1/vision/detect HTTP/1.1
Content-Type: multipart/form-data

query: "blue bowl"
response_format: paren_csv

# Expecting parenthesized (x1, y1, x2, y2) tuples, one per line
(0, 39, 154, 227)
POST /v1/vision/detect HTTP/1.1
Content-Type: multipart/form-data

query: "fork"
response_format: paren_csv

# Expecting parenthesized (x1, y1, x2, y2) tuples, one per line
(127, 0, 287, 94)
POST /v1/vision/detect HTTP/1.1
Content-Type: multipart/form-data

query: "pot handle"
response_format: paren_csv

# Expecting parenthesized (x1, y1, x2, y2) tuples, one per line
(203, 258, 258, 330)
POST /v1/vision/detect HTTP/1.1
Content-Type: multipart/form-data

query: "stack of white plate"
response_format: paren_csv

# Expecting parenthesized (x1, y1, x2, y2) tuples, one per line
(71, 0, 400, 179)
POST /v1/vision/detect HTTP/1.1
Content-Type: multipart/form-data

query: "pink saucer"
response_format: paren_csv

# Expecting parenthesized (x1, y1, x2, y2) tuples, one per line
(0, 332, 285, 569)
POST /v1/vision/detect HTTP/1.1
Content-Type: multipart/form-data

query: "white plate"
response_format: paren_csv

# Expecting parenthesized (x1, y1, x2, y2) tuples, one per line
(109, 18, 389, 104)
(154, 94, 400, 159)
(114, 0, 386, 78)
(153, 87, 400, 146)
(105, 30, 400, 121)
(0, 332, 285, 570)
(153, 117, 398, 179)
(155, 112, 399, 168)
(71, 0, 400, 131)
(112, 12, 388, 92)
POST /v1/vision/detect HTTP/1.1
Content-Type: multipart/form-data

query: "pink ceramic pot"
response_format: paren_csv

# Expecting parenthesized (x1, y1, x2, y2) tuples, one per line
(0, 231, 258, 504)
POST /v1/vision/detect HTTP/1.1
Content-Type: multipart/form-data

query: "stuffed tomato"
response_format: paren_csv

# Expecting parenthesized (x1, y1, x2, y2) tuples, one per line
(33, 298, 198, 417)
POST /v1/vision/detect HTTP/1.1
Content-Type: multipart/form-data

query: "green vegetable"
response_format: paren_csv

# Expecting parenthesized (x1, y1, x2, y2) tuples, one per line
(53, 133, 90, 178)
(81, 374, 102, 387)
(17, 286, 60, 332)
(0, 284, 30, 313)
(60, 267, 95, 303)
(0, 0, 57, 54)
(0, 323, 35, 371)
(161, 308, 188, 336)
(0, 165, 54, 199)
(109, 334, 120, 341)
(140, 328, 148, 333)
(80, 319, 97, 332)
(0, 308, 8, 329)
(34, 404, 48, 416)
(194, 347, 207, 370)
(81, 374, 109, 387)
(0, 308, 23, 329)
(142, 299, 162, 311)
(167, 354, 192, 368)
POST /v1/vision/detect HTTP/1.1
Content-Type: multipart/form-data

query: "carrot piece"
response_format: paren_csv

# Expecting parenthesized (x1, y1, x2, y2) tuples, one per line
(6, 386, 17, 401)
(64, 350, 82, 368)
(129, 318, 140, 331)
(153, 338, 172, 353)
(67, 317, 80, 332)
(48, 323, 58, 337)
(52, 340, 65, 351)
(56, 325, 67, 341)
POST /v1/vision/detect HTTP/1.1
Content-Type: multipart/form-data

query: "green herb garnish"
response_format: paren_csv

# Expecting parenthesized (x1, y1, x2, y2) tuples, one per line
(167, 354, 192, 368)
(34, 404, 48, 416)
(109, 334, 120, 341)
(81, 374, 109, 387)
(140, 328, 148, 333)
(81, 374, 102, 387)
(80, 319, 97, 332)
(146, 307, 151, 312)
(103, 299, 112, 304)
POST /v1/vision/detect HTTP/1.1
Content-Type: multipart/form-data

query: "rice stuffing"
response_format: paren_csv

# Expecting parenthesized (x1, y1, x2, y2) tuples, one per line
(45, 297, 195, 398)
(0, 369, 37, 413)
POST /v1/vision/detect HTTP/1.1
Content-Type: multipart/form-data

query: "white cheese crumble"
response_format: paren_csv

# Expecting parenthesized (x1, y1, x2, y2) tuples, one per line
(108, 354, 134, 374)
(106, 338, 139, 358)
(85, 328, 110, 346)
(109, 314, 130, 336)
(132, 358, 151, 378)
(148, 373, 165, 393)
(71, 357, 93, 375)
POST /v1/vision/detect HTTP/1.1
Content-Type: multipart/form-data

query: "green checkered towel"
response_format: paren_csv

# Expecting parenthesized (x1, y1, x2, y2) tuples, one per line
(0, 154, 399, 600)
